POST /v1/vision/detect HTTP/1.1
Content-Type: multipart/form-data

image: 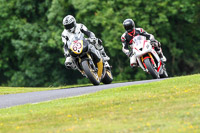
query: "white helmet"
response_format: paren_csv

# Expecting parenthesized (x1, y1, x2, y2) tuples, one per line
(63, 15, 76, 32)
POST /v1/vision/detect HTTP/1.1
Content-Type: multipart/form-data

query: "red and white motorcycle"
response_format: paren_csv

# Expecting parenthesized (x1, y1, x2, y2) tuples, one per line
(131, 35, 168, 79)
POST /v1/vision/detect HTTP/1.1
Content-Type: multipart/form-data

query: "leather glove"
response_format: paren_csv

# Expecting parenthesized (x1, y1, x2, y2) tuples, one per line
(89, 37, 97, 45)
(150, 39, 158, 47)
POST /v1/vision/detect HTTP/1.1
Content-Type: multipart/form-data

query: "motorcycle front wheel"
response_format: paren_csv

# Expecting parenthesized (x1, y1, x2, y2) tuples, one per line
(144, 58, 160, 79)
(81, 60, 100, 85)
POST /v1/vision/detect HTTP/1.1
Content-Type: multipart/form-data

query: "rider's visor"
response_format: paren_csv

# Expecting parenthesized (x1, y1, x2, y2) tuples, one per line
(64, 22, 74, 30)
(126, 28, 133, 33)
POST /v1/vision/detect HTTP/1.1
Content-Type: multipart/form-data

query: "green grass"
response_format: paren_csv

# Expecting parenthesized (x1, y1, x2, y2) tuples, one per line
(0, 74, 200, 133)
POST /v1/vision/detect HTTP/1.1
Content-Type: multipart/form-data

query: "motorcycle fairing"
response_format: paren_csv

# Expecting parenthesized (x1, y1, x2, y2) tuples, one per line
(70, 40, 83, 54)
(132, 35, 162, 73)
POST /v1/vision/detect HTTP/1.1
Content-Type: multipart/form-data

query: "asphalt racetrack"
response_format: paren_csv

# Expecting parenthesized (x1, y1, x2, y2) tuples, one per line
(0, 79, 165, 109)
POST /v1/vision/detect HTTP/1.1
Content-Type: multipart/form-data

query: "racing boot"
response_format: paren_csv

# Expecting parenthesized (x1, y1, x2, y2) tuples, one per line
(94, 38, 110, 61)
(64, 55, 77, 70)
(153, 42, 166, 62)
(99, 48, 110, 61)
(157, 49, 167, 62)
(159, 52, 167, 62)
(130, 54, 138, 68)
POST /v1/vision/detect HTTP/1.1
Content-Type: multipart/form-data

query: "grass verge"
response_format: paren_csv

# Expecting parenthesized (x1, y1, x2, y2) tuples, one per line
(0, 74, 200, 133)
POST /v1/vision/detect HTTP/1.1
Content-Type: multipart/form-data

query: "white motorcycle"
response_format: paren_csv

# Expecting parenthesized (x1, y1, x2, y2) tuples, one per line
(131, 35, 168, 79)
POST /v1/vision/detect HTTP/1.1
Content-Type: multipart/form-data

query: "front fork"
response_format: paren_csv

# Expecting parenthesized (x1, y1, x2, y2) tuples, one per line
(142, 53, 164, 74)
(141, 53, 156, 70)
(77, 53, 97, 77)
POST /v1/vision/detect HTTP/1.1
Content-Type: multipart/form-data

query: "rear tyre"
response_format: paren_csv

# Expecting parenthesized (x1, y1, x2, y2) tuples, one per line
(81, 60, 100, 85)
(144, 58, 160, 79)
(101, 70, 113, 84)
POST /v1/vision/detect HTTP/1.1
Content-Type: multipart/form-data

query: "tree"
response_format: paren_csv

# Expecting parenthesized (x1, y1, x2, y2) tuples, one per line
(0, 0, 199, 86)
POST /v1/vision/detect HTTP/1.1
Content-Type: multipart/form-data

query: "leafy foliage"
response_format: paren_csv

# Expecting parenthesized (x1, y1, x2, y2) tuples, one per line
(0, 0, 199, 86)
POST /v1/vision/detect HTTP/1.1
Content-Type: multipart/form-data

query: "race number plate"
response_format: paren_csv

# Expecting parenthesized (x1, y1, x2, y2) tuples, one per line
(70, 40, 83, 54)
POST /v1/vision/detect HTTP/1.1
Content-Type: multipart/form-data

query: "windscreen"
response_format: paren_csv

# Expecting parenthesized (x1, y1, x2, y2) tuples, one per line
(67, 34, 84, 48)
(133, 35, 146, 45)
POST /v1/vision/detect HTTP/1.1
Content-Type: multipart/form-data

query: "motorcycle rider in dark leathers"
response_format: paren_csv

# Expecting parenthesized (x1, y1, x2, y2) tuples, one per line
(121, 19, 166, 67)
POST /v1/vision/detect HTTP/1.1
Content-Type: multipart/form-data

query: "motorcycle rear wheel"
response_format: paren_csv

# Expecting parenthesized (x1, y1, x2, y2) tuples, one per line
(81, 60, 100, 85)
(101, 70, 113, 84)
(144, 58, 160, 79)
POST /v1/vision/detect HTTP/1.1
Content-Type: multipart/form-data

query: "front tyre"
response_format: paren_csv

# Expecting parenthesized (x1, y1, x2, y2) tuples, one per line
(144, 58, 160, 79)
(101, 69, 113, 84)
(81, 60, 100, 85)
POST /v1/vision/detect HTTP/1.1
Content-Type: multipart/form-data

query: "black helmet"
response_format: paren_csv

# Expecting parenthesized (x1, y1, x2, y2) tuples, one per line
(123, 19, 135, 32)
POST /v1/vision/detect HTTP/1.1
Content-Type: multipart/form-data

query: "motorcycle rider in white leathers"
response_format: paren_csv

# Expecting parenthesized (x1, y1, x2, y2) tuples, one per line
(121, 19, 166, 67)
(61, 15, 110, 79)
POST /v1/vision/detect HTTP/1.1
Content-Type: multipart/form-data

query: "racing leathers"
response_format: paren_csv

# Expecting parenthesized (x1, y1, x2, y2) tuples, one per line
(121, 28, 166, 67)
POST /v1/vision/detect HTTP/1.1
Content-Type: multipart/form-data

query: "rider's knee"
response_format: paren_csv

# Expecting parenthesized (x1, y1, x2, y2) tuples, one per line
(65, 57, 77, 69)
(130, 55, 137, 67)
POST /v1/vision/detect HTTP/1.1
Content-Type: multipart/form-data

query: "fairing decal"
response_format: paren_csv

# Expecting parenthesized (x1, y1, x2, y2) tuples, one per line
(70, 40, 83, 54)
